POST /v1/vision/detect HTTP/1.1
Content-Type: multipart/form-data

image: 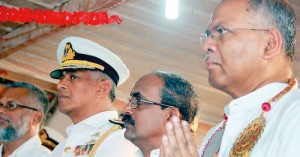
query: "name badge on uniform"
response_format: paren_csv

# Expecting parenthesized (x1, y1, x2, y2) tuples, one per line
(74, 144, 95, 156)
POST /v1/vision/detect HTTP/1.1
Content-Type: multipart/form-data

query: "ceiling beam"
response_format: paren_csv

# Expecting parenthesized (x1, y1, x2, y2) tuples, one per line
(0, 68, 57, 93)
(0, 23, 59, 54)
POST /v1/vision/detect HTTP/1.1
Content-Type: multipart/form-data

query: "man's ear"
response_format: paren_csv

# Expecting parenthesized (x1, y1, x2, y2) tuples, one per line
(33, 110, 43, 125)
(264, 29, 283, 59)
(167, 107, 181, 121)
(96, 80, 112, 97)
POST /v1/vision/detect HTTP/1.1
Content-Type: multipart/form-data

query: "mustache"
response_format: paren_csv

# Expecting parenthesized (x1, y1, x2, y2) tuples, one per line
(0, 115, 11, 123)
(205, 53, 209, 61)
(122, 114, 135, 126)
(205, 54, 221, 63)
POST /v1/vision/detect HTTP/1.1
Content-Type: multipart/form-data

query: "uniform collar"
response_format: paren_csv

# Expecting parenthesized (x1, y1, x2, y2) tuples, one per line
(66, 111, 118, 135)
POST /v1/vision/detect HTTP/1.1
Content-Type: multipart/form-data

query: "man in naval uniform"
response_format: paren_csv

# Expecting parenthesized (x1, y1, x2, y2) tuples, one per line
(49, 36, 137, 157)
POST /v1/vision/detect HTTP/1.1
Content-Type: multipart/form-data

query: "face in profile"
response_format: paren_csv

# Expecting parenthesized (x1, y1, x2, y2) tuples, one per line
(0, 88, 33, 142)
(122, 74, 172, 146)
(203, 0, 268, 94)
(56, 70, 99, 115)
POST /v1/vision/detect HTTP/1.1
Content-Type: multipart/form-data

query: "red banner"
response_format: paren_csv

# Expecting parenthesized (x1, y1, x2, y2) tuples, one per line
(0, 70, 7, 76)
(0, 6, 122, 26)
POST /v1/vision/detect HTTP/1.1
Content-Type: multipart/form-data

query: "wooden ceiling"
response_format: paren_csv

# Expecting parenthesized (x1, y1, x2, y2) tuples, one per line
(0, 0, 300, 128)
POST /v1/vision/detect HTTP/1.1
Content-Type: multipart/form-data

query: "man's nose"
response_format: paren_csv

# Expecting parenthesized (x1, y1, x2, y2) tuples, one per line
(123, 101, 133, 114)
(57, 78, 67, 91)
(203, 36, 216, 56)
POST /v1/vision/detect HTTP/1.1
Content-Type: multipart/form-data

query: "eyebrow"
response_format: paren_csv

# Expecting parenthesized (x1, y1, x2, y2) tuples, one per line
(211, 24, 224, 30)
(0, 98, 14, 104)
(131, 91, 142, 98)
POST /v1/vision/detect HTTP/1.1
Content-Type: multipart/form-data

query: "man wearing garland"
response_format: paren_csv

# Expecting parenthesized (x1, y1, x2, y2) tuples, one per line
(159, 0, 300, 157)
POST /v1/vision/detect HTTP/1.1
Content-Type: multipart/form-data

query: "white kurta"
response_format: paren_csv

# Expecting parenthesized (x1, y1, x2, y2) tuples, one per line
(0, 135, 51, 157)
(49, 111, 138, 157)
(199, 81, 300, 157)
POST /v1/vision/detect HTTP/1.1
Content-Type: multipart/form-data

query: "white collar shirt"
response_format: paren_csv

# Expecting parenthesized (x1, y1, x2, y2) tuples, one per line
(0, 135, 50, 157)
(200, 81, 300, 157)
(135, 149, 160, 157)
(49, 111, 138, 157)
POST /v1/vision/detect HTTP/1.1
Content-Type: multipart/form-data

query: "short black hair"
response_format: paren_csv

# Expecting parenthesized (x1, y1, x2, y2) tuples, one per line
(153, 71, 199, 124)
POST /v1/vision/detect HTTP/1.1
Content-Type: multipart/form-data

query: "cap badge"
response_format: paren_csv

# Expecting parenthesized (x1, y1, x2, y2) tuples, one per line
(62, 42, 76, 63)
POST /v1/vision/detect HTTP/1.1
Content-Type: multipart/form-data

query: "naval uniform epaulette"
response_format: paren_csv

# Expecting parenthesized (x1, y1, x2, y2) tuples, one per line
(109, 118, 125, 128)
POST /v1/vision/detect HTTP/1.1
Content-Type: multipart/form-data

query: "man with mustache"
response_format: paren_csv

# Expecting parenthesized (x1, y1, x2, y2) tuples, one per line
(0, 82, 50, 157)
(49, 36, 137, 157)
(160, 0, 300, 157)
(122, 71, 199, 157)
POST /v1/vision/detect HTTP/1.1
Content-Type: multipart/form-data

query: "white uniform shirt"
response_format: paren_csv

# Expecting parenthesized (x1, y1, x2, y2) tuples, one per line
(200, 81, 300, 157)
(50, 111, 138, 157)
(135, 149, 160, 157)
(0, 135, 50, 157)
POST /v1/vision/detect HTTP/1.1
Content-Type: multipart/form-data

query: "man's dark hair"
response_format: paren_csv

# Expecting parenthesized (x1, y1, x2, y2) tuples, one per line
(153, 71, 199, 124)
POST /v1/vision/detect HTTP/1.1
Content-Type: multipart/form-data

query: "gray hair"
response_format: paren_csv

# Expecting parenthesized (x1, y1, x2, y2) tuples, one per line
(91, 70, 116, 102)
(153, 71, 199, 124)
(249, 0, 296, 58)
(6, 82, 49, 123)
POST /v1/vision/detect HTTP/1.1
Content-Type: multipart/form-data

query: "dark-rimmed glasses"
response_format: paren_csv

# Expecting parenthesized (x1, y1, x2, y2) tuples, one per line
(0, 101, 39, 111)
(127, 96, 174, 109)
(200, 24, 270, 43)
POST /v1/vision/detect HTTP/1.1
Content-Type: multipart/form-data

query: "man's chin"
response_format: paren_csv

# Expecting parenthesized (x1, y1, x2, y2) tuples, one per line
(58, 104, 72, 114)
(124, 128, 137, 141)
(124, 123, 134, 129)
(0, 127, 5, 132)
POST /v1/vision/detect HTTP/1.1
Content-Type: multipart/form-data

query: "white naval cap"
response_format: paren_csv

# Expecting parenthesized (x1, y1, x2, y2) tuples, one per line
(50, 36, 129, 86)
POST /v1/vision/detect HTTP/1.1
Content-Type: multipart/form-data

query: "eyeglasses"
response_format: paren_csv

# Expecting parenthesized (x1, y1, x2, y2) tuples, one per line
(127, 96, 174, 109)
(0, 101, 39, 111)
(200, 24, 270, 43)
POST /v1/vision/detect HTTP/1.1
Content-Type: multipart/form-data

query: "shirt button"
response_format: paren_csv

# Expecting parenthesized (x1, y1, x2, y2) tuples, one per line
(64, 146, 71, 153)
